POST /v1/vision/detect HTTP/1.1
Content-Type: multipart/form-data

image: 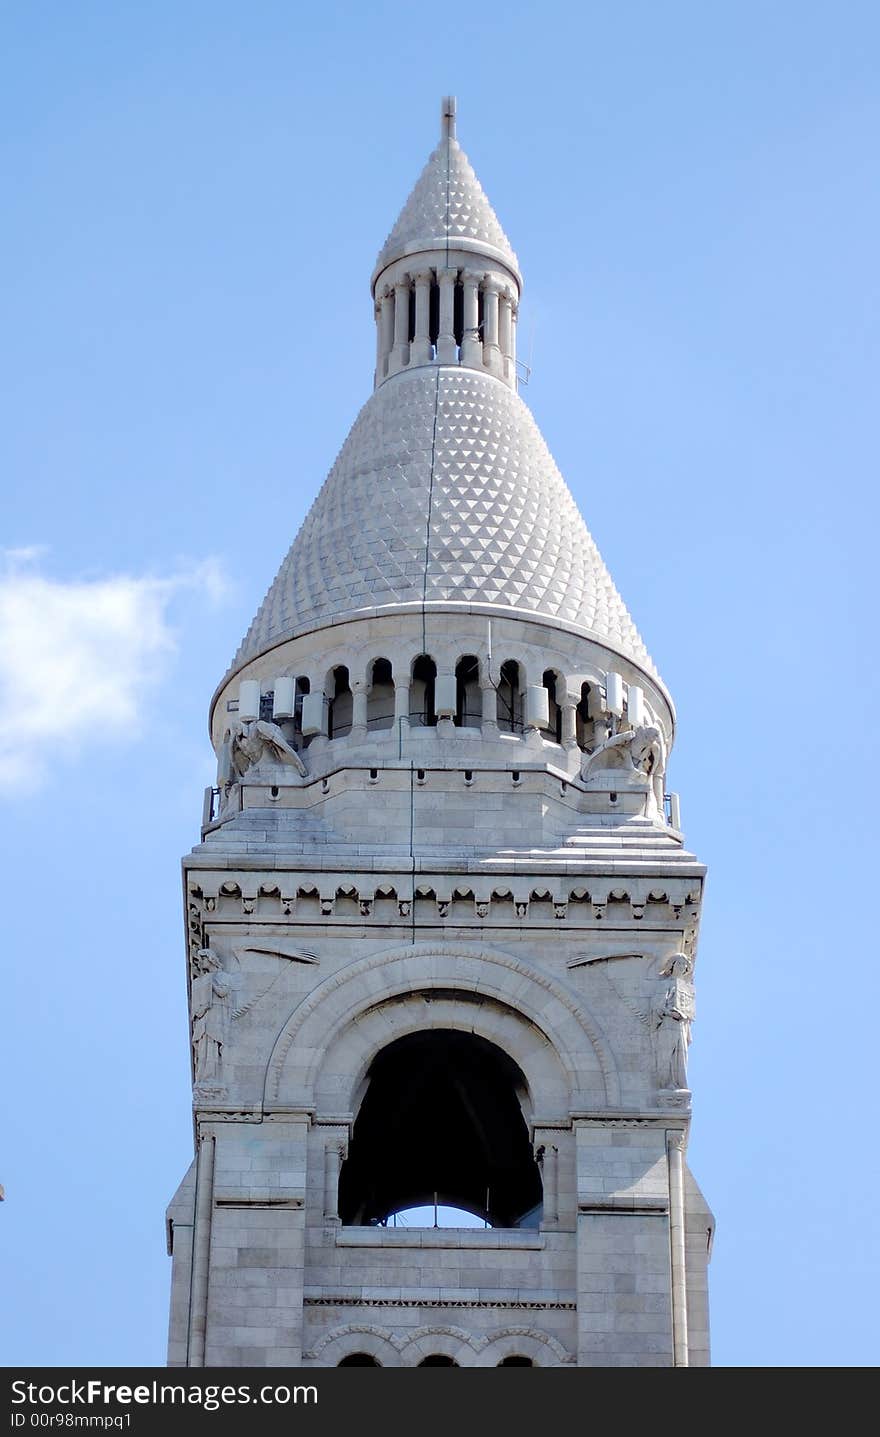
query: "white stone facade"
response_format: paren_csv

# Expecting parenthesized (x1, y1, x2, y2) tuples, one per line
(166, 98, 712, 1369)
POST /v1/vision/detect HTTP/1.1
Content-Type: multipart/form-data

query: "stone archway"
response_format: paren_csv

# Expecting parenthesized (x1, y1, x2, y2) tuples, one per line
(265, 942, 619, 1110)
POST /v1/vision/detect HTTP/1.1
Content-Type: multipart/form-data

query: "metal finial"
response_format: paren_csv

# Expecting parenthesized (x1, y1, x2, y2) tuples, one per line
(441, 95, 457, 141)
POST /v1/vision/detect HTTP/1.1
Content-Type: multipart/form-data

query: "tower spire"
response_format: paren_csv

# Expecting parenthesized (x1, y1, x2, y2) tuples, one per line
(441, 94, 457, 141)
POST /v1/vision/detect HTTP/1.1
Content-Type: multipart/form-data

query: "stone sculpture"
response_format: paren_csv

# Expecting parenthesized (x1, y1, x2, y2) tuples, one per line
(218, 718, 307, 788)
(581, 723, 666, 817)
(651, 953, 695, 1092)
(191, 947, 234, 1086)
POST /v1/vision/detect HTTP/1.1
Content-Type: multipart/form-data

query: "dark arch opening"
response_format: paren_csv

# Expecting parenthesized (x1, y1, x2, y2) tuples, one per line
(543, 670, 562, 744)
(328, 666, 352, 740)
(338, 1028, 543, 1228)
(418, 1355, 459, 1367)
(576, 682, 592, 750)
(429, 279, 440, 352)
(497, 660, 522, 733)
(455, 655, 480, 727)
(453, 282, 464, 347)
(367, 657, 394, 732)
(498, 1355, 534, 1366)
(337, 1353, 381, 1367)
(410, 655, 437, 727)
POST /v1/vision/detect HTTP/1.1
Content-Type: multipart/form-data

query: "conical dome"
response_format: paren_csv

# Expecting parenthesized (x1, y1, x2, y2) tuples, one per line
(229, 366, 656, 679)
(224, 100, 659, 690)
(373, 123, 520, 287)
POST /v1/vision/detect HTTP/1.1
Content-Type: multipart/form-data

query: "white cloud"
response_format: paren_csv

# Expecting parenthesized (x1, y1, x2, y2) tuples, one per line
(0, 551, 228, 794)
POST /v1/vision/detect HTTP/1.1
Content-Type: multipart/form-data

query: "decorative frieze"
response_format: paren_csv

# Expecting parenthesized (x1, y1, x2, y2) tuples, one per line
(186, 876, 701, 932)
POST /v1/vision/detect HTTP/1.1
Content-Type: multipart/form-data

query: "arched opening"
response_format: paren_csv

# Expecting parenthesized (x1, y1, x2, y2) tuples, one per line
(410, 655, 437, 727)
(496, 660, 523, 734)
(418, 1356, 459, 1367)
(429, 278, 440, 354)
(575, 682, 592, 750)
(498, 1356, 534, 1367)
(337, 1353, 381, 1367)
(455, 655, 480, 728)
(327, 666, 352, 740)
(338, 1029, 543, 1228)
(292, 676, 310, 747)
(367, 658, 395, 732)
(453, 281, 464, 348)
(542, 670, 562, 744)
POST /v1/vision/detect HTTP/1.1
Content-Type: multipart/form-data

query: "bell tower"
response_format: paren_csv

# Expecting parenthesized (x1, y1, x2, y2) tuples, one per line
(166, 99, 712, 1369)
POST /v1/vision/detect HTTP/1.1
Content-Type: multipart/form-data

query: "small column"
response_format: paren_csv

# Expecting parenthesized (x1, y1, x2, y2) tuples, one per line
(480, 679, 498, 736)
(499, 288, 513, 386)
(377, 288, 394, 383)
(411, 270, 433, 364)
(460, 269, 483, 367)
(482, 277, 502, 374)
(323, 1138, 346, 1222)
(437, 269, 457, 362)
(350, 680, 368, 741)
(394, 680, 410, 733)
(390, 278, 411, 373)
(561, 700, 578, 749)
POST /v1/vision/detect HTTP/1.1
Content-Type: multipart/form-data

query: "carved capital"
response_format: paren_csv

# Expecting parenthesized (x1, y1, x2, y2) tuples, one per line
(459, 268, 483, 285)
(437, 267, 458, 286)
(666, 1128, 688, 1153)
(412, 269, 434, 287)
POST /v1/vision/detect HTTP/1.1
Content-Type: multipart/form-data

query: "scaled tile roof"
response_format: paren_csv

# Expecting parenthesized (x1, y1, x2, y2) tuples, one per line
(374, 136, 520, 282)
(230, 367, 656, 677)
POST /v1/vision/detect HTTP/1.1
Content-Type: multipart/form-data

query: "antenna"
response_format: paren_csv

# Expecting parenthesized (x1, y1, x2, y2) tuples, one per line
(441, 95, 457, 141)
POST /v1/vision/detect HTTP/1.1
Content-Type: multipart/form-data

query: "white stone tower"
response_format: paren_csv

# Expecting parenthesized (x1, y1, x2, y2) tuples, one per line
(166, 97, 712, 1369)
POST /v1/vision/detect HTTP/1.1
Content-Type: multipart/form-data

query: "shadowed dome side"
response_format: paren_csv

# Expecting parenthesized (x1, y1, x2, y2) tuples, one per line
(229, 368, 657, 680)
(373, 134, 520, 287)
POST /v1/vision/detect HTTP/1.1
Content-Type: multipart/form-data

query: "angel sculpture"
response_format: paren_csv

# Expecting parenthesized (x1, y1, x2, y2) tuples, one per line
(191, 947, 237, 1085)
(581, 723, 666, 819)
(218, 718, 307, 790)
(594, 952, 695, 1095)
(651, 953, 695, 1091)
(190, 943, 317, 1090)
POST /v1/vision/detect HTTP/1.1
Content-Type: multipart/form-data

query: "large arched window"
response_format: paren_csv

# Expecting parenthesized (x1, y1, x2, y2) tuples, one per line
(338, 1029, 542, 1228)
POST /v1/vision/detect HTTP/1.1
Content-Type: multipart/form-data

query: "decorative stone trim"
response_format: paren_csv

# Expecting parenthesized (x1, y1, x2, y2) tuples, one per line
(264, 941, 620, 1105)
(305, 1321, 575, 1368)
(304, 1298, 577, 1311)
(188, 877, 701, 927)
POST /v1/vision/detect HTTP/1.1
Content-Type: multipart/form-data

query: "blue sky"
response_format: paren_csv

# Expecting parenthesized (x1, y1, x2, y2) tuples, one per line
(2, 1, 878, 1367)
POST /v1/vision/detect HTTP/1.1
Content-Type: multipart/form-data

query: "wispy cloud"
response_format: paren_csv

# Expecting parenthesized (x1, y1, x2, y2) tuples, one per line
(0, 550, 228, 794)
